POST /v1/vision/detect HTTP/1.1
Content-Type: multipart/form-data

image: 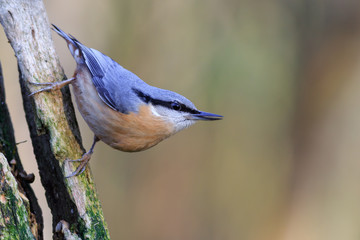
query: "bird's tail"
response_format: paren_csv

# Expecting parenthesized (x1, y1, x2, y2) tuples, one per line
(52, 24, 83, 63)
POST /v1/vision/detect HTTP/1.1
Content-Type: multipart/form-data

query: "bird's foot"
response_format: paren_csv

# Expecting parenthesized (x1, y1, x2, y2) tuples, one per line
(64, 151, 92, 178)
(28, 78, 75, 96)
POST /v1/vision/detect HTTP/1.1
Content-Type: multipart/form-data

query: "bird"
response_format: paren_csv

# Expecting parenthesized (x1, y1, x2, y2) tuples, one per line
(30, 24, 223, 177)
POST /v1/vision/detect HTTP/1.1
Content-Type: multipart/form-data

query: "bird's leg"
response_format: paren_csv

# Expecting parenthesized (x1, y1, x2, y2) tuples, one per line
(65, 136, 100, 178)
(28, 77, 75, 96)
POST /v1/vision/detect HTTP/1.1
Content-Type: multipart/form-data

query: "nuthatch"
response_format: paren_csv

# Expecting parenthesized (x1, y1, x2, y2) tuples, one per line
(30, 25, 223, 177)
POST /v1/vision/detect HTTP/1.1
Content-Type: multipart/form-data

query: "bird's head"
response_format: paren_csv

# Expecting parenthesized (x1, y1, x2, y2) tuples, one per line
(133, 87, 223, 133)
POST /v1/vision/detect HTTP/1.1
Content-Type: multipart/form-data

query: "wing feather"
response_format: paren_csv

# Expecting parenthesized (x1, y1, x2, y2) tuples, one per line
(77, 44, 136, 113)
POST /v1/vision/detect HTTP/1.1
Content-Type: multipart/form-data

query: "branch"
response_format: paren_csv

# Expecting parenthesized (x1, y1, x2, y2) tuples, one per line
(0, 0, 110, 239)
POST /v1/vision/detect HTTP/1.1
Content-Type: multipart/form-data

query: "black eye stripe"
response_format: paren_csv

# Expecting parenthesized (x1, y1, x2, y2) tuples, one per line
(133, 88, 199, 114)
(133, 89, 151, 103)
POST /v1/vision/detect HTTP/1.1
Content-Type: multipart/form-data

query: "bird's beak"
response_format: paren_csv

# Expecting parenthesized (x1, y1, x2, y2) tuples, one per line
(188, 111, 223, 121)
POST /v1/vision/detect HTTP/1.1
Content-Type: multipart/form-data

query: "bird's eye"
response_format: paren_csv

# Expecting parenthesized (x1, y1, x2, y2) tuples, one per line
(171, 101, 181, 111)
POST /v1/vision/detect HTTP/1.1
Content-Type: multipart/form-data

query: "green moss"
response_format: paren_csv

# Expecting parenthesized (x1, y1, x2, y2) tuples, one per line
(0, 154, 35, 240)
(80, 185, 110, 240)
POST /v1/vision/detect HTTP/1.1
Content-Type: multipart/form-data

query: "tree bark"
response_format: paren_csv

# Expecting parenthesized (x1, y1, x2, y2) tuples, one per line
(0, 62, 41, 239)
(0, 0, 110, 239)
(0, 153, 38, 239)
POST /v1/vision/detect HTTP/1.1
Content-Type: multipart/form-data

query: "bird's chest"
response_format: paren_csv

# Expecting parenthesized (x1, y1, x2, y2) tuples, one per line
(71, 67, 174, 152)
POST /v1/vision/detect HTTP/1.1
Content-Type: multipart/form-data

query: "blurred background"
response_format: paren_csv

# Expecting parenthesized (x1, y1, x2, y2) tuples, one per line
(2, 0, 360, 239)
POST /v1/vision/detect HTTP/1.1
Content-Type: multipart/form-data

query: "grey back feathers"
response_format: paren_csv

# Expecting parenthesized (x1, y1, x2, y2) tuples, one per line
(52, 24, 198, 115)
(77, 46, 146, 113)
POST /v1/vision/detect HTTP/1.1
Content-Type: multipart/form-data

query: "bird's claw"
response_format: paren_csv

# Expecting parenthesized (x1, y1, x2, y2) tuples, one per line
(64, 152, 92, 178)
(28, 83, 58, 96)
(28, 78, 75, 97)
(28, 81, 54, 86)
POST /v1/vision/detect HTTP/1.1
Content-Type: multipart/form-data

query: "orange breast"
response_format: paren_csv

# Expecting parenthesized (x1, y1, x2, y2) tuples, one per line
(72, 66, 174, 152)
(105, 105, 174, 152)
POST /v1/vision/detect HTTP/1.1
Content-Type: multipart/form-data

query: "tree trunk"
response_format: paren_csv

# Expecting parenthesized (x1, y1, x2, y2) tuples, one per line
(0, 0, 110, 239)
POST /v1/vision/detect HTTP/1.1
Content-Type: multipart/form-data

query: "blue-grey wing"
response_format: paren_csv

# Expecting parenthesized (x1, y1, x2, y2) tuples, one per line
(78, 44, 145, 113)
